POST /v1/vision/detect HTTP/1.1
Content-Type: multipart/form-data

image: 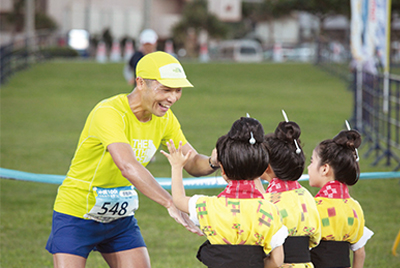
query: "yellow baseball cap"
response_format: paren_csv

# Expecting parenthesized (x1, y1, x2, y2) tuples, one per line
(136, 51, 194, 88)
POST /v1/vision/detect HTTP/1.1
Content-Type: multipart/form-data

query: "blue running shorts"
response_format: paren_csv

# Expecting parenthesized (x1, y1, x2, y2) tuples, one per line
(46, 211, 146, 258)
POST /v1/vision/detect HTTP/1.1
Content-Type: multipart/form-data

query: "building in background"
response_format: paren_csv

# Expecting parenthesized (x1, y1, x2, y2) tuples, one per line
(0, 0, 189, 46)
(47, 0, 187, 43)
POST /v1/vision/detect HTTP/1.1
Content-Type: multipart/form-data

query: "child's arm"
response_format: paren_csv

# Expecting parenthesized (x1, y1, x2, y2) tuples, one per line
(263, 245, 284, 268)
(161, 140, 192, 214)
(352, 246, 366, 268)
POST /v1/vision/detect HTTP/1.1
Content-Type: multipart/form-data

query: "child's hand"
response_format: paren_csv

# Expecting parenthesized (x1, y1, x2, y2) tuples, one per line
(161, 140, 192, 169)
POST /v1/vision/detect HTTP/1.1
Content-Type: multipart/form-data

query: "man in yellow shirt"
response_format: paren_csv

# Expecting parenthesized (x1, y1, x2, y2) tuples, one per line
(46, 51, 219, 268)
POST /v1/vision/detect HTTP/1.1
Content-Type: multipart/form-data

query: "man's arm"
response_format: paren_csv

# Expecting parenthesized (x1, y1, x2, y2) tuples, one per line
(181, 142, 219, 177)
(109, 142, 172, 207)
(108, 142, 202, 235)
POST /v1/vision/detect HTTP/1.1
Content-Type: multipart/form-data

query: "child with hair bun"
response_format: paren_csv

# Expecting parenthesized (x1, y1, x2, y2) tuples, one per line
(262, 119, 321, 268)
(162, 117, 288, 268)
(308, 129, 374, 268)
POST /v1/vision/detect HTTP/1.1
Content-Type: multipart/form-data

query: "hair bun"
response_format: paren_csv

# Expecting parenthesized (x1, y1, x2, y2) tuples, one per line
(333, 130, 362, 149)
(275, 121, 301, 143)
(228, 117, 264, 144)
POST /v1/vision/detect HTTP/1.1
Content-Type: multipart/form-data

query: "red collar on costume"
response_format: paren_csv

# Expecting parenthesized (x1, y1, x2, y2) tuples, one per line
(218, 180, 264, 199)
(265, 177, 302, 193)
(315, 180, 350, 199)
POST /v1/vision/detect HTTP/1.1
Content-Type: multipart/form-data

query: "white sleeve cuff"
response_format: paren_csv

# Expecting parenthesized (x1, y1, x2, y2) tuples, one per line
(351, 226, 374, 251)
(188, 195, 205, 227)
(270, 225, 288, 250)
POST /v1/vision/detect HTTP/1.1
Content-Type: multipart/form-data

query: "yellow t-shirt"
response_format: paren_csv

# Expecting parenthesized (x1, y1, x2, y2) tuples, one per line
(54, 94, 187, 218)
(194, 196, 287, 255)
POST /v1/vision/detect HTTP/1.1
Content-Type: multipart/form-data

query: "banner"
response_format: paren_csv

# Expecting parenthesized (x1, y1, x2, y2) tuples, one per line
(350, 0, 377, 62)
(351, 0, 364, 61)
(375, 0, 391, 72)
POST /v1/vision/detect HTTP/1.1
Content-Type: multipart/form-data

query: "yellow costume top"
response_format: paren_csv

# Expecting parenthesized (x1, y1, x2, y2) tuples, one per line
(310, 180, 374, 267)
(264, 178, 321, 268)
(189, 180, 288, 255)
(54, 94, 187, 219)
(314, 181, 365, 245)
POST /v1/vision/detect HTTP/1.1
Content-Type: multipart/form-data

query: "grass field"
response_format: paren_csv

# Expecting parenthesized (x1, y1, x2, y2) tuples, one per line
(1, 60, 400, 267)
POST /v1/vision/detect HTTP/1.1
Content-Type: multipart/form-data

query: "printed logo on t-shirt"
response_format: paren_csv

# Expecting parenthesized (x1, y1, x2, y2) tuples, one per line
(132, 139, 157, 164)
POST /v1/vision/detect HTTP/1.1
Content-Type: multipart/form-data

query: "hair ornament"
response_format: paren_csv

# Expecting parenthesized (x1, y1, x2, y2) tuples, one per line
(345, 120, 360, 162)
(281, 109, 301, 154)
(249, 131, 256, 145)
(282, 109, 289, 123)
(246, 113, 251, 118)
(294, 139, 301, 154)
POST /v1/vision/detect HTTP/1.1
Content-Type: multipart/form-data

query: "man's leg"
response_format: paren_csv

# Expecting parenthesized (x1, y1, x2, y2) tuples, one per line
(102, 247, 151, 268)
(53, 253, 86, 268)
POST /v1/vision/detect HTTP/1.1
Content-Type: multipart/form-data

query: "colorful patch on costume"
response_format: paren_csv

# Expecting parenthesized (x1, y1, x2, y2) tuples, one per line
(227, 200, 240, 216)
(280, 209, 288, 219)
(269, 193, 282, 204)
(301, 203, 307, 213)
(258, 209, 273, 227)
(232, 223, 244, 235)
(254, 233, 264, 245)
(288, 227, 297, 236)
(295, 188, 305, 196)
(303, 226, 315, 236)
(196, 201, 207, 218)
(321, 217, 330, 227)
(353, 209, 358, 218)
(327, 207, 336, 217)
(325, 234, 335, 241)
(202, 225, 217, 236)
(348, 217, 354, 226)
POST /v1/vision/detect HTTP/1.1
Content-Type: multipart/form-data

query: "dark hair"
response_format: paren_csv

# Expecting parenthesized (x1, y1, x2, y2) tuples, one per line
(264, 121, 305, 181)
(315, 130, 361, 186)
(143, 78, 155, 87)
(216, 117, 269, 181)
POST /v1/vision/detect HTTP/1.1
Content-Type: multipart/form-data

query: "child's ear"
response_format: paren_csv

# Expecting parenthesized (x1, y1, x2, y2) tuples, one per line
(321, 164, 331, 177)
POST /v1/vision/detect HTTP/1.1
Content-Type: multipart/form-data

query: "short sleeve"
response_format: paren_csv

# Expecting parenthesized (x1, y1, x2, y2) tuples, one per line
(350, 226, 374, 251)
(270, 225, 288, 251)
(188, 195, 206, 226)
(89, 106, 130, 147)
(161, 111, 187, 148)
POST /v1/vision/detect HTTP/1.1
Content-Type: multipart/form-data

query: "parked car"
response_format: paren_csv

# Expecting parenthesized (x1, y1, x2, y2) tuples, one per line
(218, 39, 263, 62)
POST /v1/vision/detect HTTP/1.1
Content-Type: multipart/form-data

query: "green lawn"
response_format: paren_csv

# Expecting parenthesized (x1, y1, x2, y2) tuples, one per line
(1, 60, 399, 267)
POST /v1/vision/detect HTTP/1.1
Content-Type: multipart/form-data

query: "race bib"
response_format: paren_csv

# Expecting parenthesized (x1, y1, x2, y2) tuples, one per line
(84, 186, 139, 223)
